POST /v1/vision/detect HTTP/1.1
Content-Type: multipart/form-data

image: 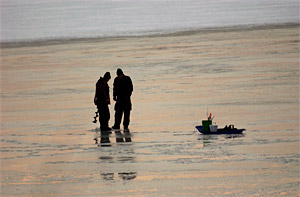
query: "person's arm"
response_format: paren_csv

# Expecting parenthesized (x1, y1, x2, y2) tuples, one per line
(94, 82, 98, 105)
(103, 84, 110, 104)
(113, 78, 118, 101)
(128, 77, 133, 96)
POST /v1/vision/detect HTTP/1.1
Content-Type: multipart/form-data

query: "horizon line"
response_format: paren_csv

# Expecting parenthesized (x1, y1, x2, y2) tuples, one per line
(1, 22, 299, 49)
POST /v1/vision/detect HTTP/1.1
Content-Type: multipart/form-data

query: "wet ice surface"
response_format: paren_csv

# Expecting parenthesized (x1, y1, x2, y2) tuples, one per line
(1, 127, 299, 196)
(1, 25, 299, 195)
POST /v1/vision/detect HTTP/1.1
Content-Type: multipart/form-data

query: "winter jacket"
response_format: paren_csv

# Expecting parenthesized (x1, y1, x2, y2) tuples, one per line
(94, 77, 110, 106)
(113, 75, 133, 103)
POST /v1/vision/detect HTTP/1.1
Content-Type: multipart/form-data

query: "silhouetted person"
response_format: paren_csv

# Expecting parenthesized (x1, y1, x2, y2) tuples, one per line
(94, 72, 112, 131)
(112, 69, 133, 130)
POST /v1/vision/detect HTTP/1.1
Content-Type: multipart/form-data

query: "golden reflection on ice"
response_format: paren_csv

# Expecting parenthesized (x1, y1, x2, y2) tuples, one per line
(1, 25, 299, 196)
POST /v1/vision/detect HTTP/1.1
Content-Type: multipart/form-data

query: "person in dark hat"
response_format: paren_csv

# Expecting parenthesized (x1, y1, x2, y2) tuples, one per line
(112, 68, 133, 130)
(94, 72, 112, 131)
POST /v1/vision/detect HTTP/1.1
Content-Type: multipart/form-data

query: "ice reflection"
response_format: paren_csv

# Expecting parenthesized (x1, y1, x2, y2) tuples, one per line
(224, 134, 245, 139)
(197, 135, 217, 147)
(98, 156, 136, 163)
(118, 172, 137, 180)
(100, 172, 137, 181)
(94, 130, 132, 146)
(198, 134, 245, 146)
(99, 156, 113, 162)
(101, 173, 114, 181)
(115, 130, 132, 143)
(96, 130, 136, 182)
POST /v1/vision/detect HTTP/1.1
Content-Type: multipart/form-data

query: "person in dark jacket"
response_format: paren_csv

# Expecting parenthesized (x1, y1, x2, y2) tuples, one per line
(112, 69, 133, 130)
(94, 72, 111, 131)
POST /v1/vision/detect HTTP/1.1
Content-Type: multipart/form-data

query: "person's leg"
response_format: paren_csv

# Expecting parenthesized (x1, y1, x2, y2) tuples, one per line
(103, 105, 110, 130)
(113, 103, 123, 129)
(98, 105, 110, 130)
(98, 106, 105, 130)
(123, 109, 131, 130)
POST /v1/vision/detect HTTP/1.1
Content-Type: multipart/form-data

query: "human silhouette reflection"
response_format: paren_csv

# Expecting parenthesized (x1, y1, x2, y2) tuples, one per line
(115, 130, 124, 143)
(100, 172, 137, 181)
(115, 129, 132, 143)
(123, 130, 132, 142)
(99, 130, 137, 181)
(94, 129, 132, 146)
(94, 130, 111, 147)
(118, 172, 137, 180)
(100, 172, 114, 181)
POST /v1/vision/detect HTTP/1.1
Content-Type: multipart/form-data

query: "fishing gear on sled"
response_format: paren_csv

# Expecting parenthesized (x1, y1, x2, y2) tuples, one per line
(195, 108, 246, 135)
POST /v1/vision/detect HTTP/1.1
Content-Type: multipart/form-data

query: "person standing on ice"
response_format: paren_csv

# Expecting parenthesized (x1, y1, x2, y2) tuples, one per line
(94, 72, 112, 131)
(112, 69, 133, 130)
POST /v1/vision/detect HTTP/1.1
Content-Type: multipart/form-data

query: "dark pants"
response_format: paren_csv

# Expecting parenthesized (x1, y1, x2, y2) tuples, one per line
(97, 104, 110, 130)
(114, 101, 131, 128)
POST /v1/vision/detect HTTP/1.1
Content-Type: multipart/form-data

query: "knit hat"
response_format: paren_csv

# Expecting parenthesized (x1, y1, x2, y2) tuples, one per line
(104, 72, 111, 80)
(117, 68, 123, 76)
